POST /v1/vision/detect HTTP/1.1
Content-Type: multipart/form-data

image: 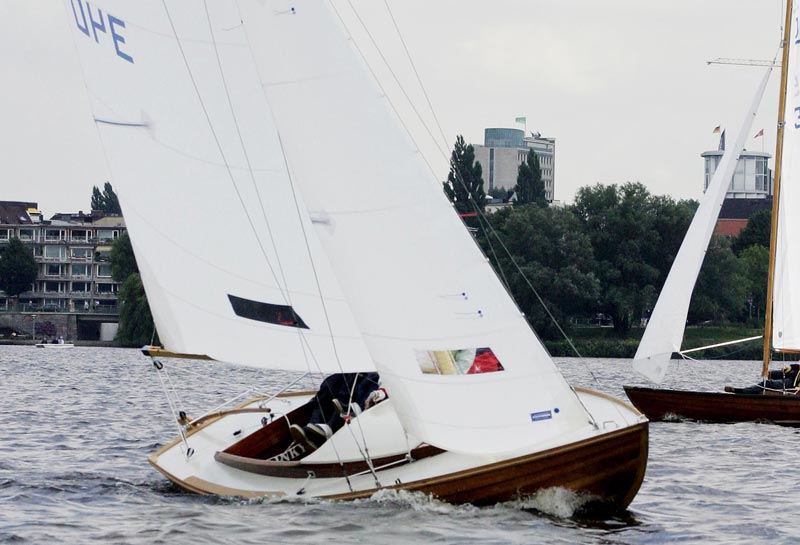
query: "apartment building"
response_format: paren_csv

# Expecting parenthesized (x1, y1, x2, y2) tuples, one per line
(0, 201, 125, 338)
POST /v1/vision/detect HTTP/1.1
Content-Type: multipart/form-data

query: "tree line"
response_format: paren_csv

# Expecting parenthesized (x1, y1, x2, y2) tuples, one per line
(443, 135, 771, 339)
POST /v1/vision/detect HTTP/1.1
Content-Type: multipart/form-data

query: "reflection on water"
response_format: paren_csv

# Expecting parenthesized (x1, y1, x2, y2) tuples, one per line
(1, 346, 799, 544)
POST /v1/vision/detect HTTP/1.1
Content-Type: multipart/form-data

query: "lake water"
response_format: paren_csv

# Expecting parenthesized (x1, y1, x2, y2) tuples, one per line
(1, 345, 798, 544)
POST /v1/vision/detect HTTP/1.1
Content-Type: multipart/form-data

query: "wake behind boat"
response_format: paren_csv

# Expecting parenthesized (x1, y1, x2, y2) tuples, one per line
(625, 0, 800, 424)
(64, 0, 648, 509)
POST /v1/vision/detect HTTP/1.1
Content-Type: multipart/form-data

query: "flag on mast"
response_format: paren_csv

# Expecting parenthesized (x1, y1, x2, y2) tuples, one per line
(515, 116, 526, 124)
(754, 128, 764, 138)
(712, 125, 721, 134)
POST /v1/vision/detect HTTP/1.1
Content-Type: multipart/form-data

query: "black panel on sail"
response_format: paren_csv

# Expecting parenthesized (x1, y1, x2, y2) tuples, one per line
(227, 294, 309, 329)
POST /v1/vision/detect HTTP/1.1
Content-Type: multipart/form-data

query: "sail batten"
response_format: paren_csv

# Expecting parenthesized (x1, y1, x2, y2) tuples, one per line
(633, 68, 772, 383)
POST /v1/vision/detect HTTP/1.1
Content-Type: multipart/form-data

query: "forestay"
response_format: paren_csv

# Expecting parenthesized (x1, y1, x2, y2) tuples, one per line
(774, 4, 800, 352)
(632, 68, 772, 383)
(239, 0, 591, 454)
(63, 0, 374, 373)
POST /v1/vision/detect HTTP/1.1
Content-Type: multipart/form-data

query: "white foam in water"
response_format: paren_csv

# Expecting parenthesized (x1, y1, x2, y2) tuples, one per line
(366, 488, 478, 515)
(510, 487, 593, 518)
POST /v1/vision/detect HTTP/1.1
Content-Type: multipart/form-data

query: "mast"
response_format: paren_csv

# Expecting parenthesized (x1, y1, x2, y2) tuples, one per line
(762, 0, 794, 377)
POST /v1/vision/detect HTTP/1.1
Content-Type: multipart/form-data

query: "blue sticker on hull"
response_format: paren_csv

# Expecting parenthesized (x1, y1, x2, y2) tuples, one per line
(530, 410, 552, 422)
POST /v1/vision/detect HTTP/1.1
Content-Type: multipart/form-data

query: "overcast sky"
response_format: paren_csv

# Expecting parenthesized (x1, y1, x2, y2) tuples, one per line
(0, 0, 786, 216)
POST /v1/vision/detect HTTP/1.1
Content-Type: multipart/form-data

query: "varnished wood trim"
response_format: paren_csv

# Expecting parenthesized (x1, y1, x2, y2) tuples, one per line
(574, 386, 645, 418)
(215, 444, 444, 478)
(142, 345, 212, 360)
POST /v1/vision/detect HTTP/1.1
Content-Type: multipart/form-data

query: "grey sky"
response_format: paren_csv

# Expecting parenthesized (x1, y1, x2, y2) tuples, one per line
(0, 0, 785, 216)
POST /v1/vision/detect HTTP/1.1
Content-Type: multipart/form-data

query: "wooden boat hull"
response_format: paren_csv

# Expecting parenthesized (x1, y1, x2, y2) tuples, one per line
(149, 389, 648, 511)
(326, 421, 648, 509)
(624, 385, 800, 425)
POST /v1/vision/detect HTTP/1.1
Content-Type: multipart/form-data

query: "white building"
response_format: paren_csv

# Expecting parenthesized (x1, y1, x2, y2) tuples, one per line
(473, 128, 556, 202)
(701, 149, 772, 199)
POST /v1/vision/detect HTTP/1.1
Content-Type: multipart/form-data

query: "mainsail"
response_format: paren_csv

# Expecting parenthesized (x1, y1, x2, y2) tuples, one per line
(238, 0, 591, 454)
(63, 0, 374, 373)
(773, 3, 800, 351)
(632, 68, 772, 383)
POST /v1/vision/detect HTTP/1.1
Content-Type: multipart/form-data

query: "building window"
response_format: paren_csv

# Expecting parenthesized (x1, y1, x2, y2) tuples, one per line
(755, 157, 768, 192)
(72, 282, 91, 293)
(18, 228, 35, 241)
(71, 247, 92, 261)
(488, 148, 494, 189)
(96, 229, 117, 241)
(72, 264, 90, 278)
(44, 229, 62, 241)
(43, 281, 63, 293)
(71, 229, 89, 242)
(97, 264, 112, 278)
(96, 283, 117, 294)
(45, 264, 62, 277)
(43, 245, 65, 260)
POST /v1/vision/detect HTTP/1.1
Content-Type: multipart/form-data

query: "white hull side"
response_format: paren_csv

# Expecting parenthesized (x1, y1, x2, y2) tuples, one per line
(149, 390, 646, 500)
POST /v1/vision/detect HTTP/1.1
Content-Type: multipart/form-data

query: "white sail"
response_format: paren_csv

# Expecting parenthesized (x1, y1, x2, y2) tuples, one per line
(774, 3, 800, 351)
(633, 68, 772, 383)
(63, 0, 375, 373)
(239, 0, 591, 454)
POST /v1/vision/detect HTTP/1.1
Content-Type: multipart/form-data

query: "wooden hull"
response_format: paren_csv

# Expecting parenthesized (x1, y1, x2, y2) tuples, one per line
(624, 385, 800, 425)
(327, 421, 648, 510)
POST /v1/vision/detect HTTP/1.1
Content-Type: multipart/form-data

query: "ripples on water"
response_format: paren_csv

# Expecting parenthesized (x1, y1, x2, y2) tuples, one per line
(1, 346, 799, 544)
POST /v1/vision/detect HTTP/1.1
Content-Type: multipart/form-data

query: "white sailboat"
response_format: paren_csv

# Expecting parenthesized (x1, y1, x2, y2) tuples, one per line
(64, 0, 647, 507)
(625, 0, 800, 423)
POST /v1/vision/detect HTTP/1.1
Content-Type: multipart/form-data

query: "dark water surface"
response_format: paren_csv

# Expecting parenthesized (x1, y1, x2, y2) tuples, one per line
(1, 345, 798, 544)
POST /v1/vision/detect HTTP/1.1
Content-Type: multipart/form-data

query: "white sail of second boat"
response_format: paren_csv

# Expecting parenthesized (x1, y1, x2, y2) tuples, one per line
(633, 68, 772, 383)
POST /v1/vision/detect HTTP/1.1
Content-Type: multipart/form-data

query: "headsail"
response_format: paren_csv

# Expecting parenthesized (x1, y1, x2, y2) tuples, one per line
(633, 68, 772, 383)
(63, 0, 374, 373)
(239, 0, 591, 454)
(773, 4, 800, 352)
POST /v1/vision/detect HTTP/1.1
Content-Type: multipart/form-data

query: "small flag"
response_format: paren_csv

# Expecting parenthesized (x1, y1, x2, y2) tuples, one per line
(515, 116, 526, 124)
(712, 125, 721, 134)
(754, 129, 764, 138)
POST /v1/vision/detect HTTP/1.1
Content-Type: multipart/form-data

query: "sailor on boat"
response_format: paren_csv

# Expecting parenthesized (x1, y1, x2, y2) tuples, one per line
(725, 364, 800, 395)
(290, 372, 387, 453)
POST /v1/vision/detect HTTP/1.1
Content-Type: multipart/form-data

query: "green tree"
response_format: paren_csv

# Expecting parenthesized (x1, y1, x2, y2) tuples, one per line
(116, 273, 158, 347)
(739, 244, 769, 323)
(513, 150, 547, 206)
(111, 232, 138, 281)
(689, 236, 747, 323)
(91, 181, 122, 215)
(110, 230, 157, 346)
(572, 182, 662, 334)
(731, 207, 772, 255)
(0, 238, 37, 306)
(481, 204, 599, 338)
(443, 135, 486, 226)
